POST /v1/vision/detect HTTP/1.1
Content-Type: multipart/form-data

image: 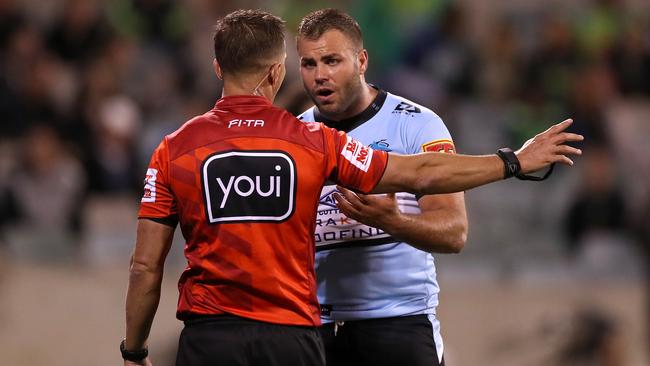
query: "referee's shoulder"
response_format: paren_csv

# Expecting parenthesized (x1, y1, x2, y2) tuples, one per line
(165, 112, 214, 143)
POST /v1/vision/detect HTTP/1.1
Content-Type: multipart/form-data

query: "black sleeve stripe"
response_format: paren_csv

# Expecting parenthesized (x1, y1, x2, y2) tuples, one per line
(139, 216, 178, 228)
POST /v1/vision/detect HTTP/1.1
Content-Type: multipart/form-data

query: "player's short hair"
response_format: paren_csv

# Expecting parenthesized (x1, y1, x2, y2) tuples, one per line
(213, 9, 285, 75)
(297, 9, 363, 50)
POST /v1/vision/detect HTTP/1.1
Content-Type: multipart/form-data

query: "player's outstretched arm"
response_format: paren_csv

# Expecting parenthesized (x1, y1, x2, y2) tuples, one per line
(372, 119, 583, 194)
(124, 219, 175, 366)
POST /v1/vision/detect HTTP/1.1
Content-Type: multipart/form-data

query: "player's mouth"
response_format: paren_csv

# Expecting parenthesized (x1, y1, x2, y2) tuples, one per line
(314, 88, 335, 103)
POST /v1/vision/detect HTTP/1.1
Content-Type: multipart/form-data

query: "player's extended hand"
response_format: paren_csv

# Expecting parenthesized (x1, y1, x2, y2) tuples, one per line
(125, 358, 152, 366)
(516, 119, 584, 174)
(332, 186, 400, 228)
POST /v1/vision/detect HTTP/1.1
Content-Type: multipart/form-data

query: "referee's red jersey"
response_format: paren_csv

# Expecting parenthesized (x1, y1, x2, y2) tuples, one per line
(138, 95, 388, 326)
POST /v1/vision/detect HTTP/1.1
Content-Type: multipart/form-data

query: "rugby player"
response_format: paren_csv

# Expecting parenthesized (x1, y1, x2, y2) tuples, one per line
(296, 9, 463, 365)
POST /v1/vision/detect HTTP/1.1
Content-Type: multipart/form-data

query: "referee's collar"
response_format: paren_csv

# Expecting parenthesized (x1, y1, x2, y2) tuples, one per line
(313, 84, 387, 132)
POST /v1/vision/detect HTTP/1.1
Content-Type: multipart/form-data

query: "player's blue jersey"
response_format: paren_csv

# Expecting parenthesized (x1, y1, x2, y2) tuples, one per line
(299, 88, 455, 322)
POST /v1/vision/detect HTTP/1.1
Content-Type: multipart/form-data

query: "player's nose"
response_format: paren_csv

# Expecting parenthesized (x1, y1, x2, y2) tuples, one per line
(315, 64, 328, 83)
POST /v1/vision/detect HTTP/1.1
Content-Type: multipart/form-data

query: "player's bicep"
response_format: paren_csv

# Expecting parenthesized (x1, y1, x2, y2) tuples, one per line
(410, 113, 454, 154)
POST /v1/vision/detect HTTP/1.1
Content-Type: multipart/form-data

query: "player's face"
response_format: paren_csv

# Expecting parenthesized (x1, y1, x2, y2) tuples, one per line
(298, 30, 366, 120)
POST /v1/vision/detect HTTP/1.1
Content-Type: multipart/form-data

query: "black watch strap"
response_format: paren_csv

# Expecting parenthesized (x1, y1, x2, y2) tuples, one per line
(496, 148, 555, 181)
(120, 339, 148, 362)
(496, 148, 520, 179)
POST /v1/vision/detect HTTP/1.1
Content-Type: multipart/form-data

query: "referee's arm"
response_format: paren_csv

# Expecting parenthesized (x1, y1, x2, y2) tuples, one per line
(370, 119, 582, 195)
(124, 219, 175, 361)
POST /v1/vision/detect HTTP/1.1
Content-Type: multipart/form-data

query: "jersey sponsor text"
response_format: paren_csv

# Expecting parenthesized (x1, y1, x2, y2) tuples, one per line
(202, 151, 295, 223)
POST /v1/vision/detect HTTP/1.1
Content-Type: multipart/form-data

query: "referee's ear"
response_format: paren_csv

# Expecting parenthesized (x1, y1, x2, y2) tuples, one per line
(213, 59, 223, 80)
(357, 49, 369, 75)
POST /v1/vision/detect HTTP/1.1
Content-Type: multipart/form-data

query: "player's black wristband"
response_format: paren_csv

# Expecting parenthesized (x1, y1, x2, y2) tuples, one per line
(120, 339, 148, 362)
(496, 148, 555, 181)
(496, 148, 520, 179)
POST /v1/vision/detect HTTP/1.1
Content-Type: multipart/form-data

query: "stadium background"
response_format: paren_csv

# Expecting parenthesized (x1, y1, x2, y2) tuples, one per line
(0, 0, 648, 364)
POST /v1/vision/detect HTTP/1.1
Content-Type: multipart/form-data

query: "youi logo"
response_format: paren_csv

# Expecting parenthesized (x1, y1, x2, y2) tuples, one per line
(202, 151, 296, 223)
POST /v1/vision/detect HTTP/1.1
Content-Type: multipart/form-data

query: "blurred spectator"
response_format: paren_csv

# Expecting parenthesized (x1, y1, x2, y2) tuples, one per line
(86, 95, 142, 194)
(574, 0, 626, 60)
(557, 307, 625, 366)
(398, 3, 478, 102)
(0, 0, 25, 52)
(523, 15, 578, 105)
(0, 124, 86, 261)
(46, 0, 113, 65)
(107, 0, 189, 47)
(635, 196, 650, 349)
(609, 20, 650, 96)
(0, 21, 46, 137)
(106, 0, 194, 93)
(479, 18, 522, 103)
(566, 62, 617, 146)
(564, 146, 630, 271)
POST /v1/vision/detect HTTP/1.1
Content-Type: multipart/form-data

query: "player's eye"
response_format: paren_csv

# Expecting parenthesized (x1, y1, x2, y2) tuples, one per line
(325, 59, 339, 66)
(301, 60, 316, 68)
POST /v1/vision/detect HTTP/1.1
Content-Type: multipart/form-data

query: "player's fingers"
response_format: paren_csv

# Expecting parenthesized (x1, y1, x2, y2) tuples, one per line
(386, 192, 396, 200)
(333, 192, 361, 217)
(355, 192, 370, 204)
(336, 186, 364, 208)
(333, 192, 351, 209)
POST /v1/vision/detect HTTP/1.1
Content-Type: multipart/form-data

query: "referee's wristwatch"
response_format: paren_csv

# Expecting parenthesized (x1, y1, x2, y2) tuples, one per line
(120, 339, 148, 362)
(496, 148, 555, 181)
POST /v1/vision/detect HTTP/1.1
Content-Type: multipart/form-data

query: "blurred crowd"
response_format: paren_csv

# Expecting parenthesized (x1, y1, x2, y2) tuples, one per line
(1, 0, 646, 266)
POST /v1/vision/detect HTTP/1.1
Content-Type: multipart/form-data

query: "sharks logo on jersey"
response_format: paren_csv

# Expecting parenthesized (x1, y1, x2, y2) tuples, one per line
(368, 139, 392, 152)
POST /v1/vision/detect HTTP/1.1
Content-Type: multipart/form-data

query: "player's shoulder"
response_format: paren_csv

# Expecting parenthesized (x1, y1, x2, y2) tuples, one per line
(297, 106, 316, 122)
(383, 92, 443, 124)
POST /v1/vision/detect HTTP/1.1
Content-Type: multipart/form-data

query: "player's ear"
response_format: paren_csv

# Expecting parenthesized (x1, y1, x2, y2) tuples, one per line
(213, 59, 223, 80)
(358, 49, 368, 74)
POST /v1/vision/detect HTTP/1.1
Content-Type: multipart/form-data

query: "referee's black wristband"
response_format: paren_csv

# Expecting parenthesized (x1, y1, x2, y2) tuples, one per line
(120, 339, 148, 362)
(496, 148, 520, 179)
(496, 148, 556, 181)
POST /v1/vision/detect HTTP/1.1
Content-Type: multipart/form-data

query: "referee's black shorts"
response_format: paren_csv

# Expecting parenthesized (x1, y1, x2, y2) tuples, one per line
(319, 314, 445, 366)
(176, 314, 325, 366)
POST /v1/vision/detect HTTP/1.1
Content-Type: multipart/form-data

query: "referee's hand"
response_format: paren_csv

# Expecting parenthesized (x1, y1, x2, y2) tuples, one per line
(515, 119, 583, 174)
(125, 358, 152, 366)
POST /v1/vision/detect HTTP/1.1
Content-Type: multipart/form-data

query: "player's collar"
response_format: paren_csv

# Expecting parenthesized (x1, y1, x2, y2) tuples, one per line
(313, 85, 387, 132)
